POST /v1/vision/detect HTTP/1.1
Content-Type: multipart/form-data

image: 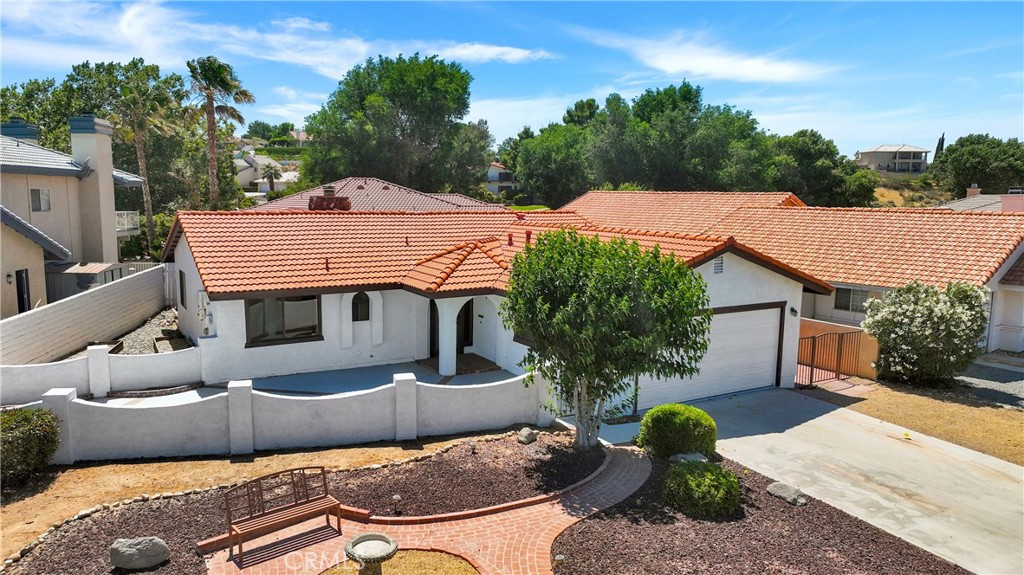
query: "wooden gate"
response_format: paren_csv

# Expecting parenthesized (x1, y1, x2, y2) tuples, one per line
(796, 331, 861, 386)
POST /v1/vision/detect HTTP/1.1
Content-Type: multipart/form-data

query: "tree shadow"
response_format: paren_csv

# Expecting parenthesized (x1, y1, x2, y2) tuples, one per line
(524, 443, 606, 493)
(0, 468, 62, 506)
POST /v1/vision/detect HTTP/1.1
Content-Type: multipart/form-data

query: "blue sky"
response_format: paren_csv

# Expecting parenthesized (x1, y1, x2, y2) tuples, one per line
(2, 1, 1021, 156)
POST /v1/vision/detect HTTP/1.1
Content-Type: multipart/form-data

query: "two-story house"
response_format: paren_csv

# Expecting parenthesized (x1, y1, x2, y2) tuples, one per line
(0, 116, 144, 315)
(484, 162, 519, 196)
(855, 144, 930, 173)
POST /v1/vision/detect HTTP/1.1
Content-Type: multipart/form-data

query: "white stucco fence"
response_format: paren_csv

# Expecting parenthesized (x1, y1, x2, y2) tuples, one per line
(0, 357, 89, 405)
(108, 347, 202, 392)
(42, 372, 555, 464)
(0, 265, 169, 365)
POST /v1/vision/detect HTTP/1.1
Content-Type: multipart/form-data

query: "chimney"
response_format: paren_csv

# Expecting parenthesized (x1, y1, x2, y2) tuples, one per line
(69, 114, 118, 263)
(966, 183, 982, 197)
(525, 230, 532, 245)
(322, 184, 335, 199)
(1, 117, 40, 145)
(1001, 195, 1024, 212)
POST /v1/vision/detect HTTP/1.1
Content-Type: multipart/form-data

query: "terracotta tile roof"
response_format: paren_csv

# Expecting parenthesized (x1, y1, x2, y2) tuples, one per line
(560, 190, 805, 232)
(163, 208, 831, 298)
(248, 177, 507, 212)
(1000, 255, 1024, 287)
(706, 207, 1024, 288)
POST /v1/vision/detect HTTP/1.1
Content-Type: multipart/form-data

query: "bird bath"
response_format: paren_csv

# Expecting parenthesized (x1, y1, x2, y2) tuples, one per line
(345, 533, 398, 575)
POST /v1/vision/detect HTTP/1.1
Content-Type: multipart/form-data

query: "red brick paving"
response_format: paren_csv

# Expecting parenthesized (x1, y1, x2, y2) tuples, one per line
(205, 447, 650, 575)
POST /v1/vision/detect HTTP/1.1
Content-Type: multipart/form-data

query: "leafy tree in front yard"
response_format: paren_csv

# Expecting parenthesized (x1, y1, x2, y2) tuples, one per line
(500, 229, 712, 450)
(862, 281, 988, 385)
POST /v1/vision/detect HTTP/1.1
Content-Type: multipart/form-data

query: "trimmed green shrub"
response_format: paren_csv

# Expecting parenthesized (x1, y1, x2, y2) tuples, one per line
(663, 461, 740, 520)
(1, 408, 60, 487)
(636, 403, 716, 458)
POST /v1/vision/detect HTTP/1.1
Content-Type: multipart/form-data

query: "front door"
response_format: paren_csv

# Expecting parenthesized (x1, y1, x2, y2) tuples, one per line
(456, 299, 473, 354)
(15, 269, 30, 313)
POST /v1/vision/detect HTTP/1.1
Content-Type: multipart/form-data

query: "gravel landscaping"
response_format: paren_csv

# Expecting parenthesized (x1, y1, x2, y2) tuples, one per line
(7, 432, 601, 575)
(552, 459, 968, 575)
(63, 308, 190, 359)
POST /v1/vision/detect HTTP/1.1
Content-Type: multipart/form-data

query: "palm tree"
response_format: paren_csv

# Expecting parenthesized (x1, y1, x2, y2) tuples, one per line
(261, 163, 283, 193)
(186, 56, 254, 208)
(108, 60, 179, 253)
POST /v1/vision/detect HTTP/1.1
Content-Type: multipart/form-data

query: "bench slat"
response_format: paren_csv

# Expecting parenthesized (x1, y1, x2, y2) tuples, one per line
(233, 496, 340, 533)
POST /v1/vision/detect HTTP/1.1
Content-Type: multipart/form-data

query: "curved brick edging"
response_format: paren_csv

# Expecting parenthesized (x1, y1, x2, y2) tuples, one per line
(367, 447, 613, 525)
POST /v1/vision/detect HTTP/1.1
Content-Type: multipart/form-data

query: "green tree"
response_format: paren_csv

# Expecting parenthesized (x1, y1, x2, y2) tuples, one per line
(771, 129, 847, 205)
(271, 122, 295, 140)
(838, 165, 882, 207)
(585, 94, 647, 188)
(563, 98, 600, 127)
(304, 54, 471, 192)
(187, 56, 255, 208)
(496, 126, 535, 174)
(261, 163, 283, 193)
(863, 281, 988, 385)
(500, 229, 712, 449)
(929, 134, 1024, 198)
(442, 120, 494, 194)
(244, 120, 273, 140)
(107, 59, 183, 251)
(517, 123, 592, 208)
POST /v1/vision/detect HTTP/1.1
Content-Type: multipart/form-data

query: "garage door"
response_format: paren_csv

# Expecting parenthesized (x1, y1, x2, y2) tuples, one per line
(636, 307, 780, 409)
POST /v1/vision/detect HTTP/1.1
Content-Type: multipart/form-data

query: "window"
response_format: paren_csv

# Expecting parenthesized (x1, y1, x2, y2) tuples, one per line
(30, 189, 50, 212)
(178, 270, 187, 310)
(245, 295, 321, 345)
(352, 292, 370, 322)
(834, 287, 869, 313)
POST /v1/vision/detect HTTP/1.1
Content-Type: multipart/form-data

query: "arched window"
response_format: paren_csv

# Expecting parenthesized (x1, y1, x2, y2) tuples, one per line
(352, 292, 370, 322)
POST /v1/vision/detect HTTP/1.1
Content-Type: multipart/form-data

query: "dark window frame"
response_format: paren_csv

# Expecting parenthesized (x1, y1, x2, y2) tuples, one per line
(352, 292, 370, 322)
(244, 295, 323, 347)
(178, 270, 187, 310)
(30, 188, 51, 212)
(834, 287, 869, 313)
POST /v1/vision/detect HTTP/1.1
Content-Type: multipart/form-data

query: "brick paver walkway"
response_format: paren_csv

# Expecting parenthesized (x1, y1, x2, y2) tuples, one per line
(206, 447, 650, 575)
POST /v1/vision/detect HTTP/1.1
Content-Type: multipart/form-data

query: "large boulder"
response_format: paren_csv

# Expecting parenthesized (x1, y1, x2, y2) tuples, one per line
(767, 482, 808, 506)
(110, 537, 170, 570)
(517, 427, 538, 445)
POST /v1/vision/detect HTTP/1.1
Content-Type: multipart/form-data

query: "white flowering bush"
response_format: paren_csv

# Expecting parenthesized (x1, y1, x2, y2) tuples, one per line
(862, 281, 988, 385)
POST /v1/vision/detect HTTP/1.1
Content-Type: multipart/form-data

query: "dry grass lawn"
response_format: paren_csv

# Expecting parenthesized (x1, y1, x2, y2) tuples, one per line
(321, 550, 478, 574)
(0, 432, 509, 560)
(801, 378, 1024, 466)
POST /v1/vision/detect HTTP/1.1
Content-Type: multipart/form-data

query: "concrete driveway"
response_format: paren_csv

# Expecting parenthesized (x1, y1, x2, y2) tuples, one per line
(689, 389, 1023, 575)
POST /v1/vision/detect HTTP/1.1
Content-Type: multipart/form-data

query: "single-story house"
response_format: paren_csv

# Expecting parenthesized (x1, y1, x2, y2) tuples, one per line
(248, 177, 508, 212)
(563, 191, 1024, 352)
(162, 201, 832, 409)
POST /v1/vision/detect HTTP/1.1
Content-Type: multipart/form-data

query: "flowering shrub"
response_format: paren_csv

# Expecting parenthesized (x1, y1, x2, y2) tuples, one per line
(862, 281, 988, 385)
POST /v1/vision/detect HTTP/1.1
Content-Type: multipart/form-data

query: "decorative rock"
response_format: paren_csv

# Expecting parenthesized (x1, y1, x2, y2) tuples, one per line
(669, 452, 708, 464)
(767, 482, 808, 506)
(110, 537, 170, 570)
(161, 492, 174, 499)
(518, 427, 538, 445)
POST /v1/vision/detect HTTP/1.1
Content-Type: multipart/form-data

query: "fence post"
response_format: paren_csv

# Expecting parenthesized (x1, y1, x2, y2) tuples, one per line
(227, 380, 254, 455)
(836, 333, 846, 379)
(393, 373, 418, 441)
(809, 336, 818, 384)
(42, 388, 77, 464)
(87, 345, 112, 398)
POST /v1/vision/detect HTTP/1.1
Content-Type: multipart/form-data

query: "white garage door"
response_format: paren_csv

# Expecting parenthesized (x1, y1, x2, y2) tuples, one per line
(636, 307, 780, 409)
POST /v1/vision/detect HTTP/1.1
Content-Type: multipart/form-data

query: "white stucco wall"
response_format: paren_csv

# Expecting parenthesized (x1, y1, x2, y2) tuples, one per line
(173, 236, 206, 342)
(1, 172, 83, 261)
(198, 289, 428, 384)
(417, 374, 540, 436)
(251, 386, 397, 450)
(0, 356, 89, 405)
(108, 347, 203, 391)
(68, 393, 229, 461)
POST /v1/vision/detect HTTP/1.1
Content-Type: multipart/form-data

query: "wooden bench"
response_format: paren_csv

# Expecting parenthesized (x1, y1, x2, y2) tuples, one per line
(224, 466, 342, 563)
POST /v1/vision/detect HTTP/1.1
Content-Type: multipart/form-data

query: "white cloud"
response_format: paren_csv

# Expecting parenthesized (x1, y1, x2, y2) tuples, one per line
(403, 42, 554, 64)
(272, 17, 331, 32)
(571, 27, 832, 83)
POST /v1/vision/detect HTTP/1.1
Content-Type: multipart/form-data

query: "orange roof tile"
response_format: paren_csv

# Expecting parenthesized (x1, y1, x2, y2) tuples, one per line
(560, 190, 805, 232)
(248, 177, 507, 212)
(999, 254, 1024, 287)
(706, 207, 1024, 288)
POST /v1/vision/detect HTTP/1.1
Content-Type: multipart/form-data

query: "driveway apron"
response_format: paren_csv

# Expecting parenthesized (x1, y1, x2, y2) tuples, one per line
(694, 389, 1023, 575)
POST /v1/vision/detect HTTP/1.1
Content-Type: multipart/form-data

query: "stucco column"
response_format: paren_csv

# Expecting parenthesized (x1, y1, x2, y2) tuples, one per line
(42, 388, 77, 464)
(434, 297, 470, 377)
(227, 380, 254, 455)
(87, 344, 111, 398)
(393, 372, 418, 441)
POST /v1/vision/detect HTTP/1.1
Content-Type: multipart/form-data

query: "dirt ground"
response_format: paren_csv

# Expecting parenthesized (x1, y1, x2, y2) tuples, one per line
(0, 432, 500, 560)
(800, 378, 1024, 465)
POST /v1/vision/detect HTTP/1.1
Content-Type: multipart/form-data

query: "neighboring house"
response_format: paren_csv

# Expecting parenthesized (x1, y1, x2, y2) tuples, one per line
(854, 144, 930, 173)
(1, 205, 71, 318)
(162, 201, 832, 408)
(248, 177, 508, 212)
(0, 116, 145, 304)
(252, 169, 300, 194)
(563, 190, 1024, 352)
(938, 185, 1024, 212)
(233, 150, 283, 189)
(484, 162, 519, 196)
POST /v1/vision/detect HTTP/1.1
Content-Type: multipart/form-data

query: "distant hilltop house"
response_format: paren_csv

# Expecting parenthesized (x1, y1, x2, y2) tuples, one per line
(854, 144, 930, 173)
(0, 116, 145, 317)
(485, 162, 519, 196)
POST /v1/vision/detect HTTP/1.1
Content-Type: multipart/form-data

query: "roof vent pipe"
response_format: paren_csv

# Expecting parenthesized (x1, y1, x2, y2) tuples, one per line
(508, 233, 513, 246)
(525, 230, 532, 245)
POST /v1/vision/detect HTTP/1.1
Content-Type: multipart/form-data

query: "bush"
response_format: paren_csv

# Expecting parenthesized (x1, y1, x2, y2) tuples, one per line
(663, 461, 740, 519)
(636, 403, 716, 458)
(1, 408, 60, 487)
(863, 281, 988, 385)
